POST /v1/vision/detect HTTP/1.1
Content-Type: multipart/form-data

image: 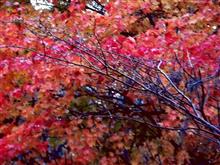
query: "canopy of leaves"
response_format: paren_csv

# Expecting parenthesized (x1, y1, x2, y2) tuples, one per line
(0, 0, 219, 164)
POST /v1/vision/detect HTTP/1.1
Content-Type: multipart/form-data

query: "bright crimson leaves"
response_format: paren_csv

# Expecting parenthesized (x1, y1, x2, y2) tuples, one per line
(0, 0, 219, 164)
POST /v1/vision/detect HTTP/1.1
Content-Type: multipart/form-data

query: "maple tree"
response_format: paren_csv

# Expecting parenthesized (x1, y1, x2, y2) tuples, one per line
(0, 0, 220, 164)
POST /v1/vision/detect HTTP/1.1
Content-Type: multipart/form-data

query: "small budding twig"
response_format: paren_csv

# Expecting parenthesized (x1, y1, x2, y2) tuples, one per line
(157, 60, 200, 117)
(187, 50, 193, 68)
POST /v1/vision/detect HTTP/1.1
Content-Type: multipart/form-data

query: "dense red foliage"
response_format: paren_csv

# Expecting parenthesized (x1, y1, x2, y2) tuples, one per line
(0, 0, 220, 164)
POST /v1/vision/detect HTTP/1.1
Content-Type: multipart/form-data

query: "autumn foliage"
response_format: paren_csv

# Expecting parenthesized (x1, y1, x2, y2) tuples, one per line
(0, 0, 220, 164)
